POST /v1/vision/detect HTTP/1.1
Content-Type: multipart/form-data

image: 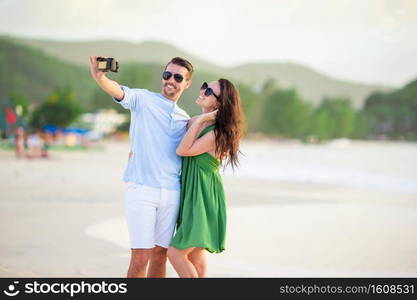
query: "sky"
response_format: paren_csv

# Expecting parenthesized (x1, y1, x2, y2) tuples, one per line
(1, 0, 417, 86)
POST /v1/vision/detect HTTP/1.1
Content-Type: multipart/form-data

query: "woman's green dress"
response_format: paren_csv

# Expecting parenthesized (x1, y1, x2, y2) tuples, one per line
(170, 124, 226, 253)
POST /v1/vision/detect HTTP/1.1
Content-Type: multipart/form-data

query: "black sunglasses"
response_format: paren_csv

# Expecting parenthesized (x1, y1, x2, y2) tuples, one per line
(162, 71, 184, 83)
(200, 82, 220, 100)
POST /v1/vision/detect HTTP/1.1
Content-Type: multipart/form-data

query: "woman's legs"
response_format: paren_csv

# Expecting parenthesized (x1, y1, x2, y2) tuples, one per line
(188, 248, 207, 277)
(167, 246, 198, 278)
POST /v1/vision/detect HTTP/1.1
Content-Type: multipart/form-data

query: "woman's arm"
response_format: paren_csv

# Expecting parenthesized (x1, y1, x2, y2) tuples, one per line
(176, 111, 217, 157)
(187, 116, 198, 129)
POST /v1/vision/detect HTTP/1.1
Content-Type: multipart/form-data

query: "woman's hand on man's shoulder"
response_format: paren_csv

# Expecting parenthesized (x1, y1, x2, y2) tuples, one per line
(187, 116, 199, 129)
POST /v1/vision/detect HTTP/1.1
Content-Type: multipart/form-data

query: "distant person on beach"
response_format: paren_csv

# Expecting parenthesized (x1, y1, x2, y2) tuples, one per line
(26, 129, 43, 159)
(41, 131, 52, 158)
(14, 126, 25, 158)
(89, 55, 192, 278)
(167, 79, 245, 277)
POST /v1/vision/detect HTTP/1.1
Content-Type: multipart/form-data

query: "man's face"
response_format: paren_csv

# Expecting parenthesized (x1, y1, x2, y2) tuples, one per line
(161, 63, 191, 101)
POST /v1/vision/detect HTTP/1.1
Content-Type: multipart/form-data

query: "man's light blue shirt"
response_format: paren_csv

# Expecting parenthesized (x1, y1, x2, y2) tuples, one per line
(112, 86, 190, 191)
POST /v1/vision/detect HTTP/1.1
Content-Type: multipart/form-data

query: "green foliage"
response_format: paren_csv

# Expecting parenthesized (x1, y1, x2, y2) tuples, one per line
(308, 108, 332, 141)
(30, 87, 82, 129)
(260, 88, 312, 138)
(351, 110, 370, 139)
(9, 92, 30, 118)
(234, 83, 260, 131)
(363, 79, 417, 140)
(307, 97, 356, 141)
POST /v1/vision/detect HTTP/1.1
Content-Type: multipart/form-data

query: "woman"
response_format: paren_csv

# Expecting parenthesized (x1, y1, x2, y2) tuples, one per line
(167, 78, 245, 278)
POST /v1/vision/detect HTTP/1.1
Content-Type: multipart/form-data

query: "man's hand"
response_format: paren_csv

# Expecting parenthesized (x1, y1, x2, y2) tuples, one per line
(88, 56, 124, 100)
(89, 56, 108, 81)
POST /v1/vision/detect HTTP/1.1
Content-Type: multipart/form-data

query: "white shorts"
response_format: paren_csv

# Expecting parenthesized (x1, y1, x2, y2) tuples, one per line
(124, 182, 180, 249)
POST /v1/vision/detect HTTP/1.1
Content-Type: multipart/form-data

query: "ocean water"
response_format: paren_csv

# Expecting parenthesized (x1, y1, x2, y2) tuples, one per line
(223, 139, 417, 195)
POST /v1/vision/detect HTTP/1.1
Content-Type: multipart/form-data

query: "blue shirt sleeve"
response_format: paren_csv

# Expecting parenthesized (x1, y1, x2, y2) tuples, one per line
(112, 85, 143, 112)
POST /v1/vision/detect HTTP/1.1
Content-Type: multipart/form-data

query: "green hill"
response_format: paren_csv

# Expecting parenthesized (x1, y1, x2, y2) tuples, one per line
(0, 37, 96, 109)
(2, 36, 414, 139)
(7, 37, 221, 75)
(229, 63, 392, 108)
(0, 37, 222, 116)
(8, 35, 394, 108)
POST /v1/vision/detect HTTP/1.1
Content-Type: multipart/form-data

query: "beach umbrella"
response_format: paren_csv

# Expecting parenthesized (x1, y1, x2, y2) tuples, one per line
(5, 107, 16, 125)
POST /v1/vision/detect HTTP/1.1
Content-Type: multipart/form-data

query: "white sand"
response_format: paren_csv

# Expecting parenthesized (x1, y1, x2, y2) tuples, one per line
(85, 195, 417, 277)
(1, 140, 417, 277)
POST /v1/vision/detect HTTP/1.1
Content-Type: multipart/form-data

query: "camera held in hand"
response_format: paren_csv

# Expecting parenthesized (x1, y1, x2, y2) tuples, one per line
(97, 57, 119, 72)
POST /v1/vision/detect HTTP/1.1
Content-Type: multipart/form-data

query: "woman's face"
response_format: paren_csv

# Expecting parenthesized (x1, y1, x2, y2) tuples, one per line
(195, 81, 220, 111)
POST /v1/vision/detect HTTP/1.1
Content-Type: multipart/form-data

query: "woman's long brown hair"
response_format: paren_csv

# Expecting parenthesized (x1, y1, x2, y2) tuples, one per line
(214, 78, 246, 170)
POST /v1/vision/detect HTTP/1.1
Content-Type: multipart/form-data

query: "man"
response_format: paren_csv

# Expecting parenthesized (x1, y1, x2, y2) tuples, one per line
(89, 56, 193, 277)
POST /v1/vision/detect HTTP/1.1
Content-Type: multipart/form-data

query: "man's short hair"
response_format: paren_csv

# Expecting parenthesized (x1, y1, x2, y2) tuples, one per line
(165, 57, 194, 80)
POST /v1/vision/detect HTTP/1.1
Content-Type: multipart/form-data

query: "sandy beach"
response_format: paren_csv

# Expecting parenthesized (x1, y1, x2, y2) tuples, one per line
(1, 140, 417, 277)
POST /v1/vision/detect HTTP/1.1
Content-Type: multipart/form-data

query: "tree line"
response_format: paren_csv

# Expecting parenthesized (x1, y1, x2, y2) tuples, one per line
(3, 75, 416, 142)
(241, 78, 417, 142)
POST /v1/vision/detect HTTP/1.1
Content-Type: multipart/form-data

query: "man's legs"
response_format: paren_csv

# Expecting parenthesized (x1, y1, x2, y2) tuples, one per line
(127, 248, 153, 278)
(125, 183, 159, 277)
(125, 184, 179, 278)
(147, 246, 168, 278)
(150, 187, 180, 277)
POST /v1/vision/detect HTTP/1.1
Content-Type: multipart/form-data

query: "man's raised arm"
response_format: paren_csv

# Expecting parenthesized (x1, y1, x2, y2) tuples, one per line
(89, 56, 124, 100)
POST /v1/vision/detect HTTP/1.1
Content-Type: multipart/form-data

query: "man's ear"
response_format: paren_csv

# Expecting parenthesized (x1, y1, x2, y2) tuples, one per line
(185, 79, 192, 89)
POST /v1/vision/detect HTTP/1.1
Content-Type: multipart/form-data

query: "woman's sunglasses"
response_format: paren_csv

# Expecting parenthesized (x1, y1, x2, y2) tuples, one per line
(162, 71, 184, 83)
(200, 82, 220, 100)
